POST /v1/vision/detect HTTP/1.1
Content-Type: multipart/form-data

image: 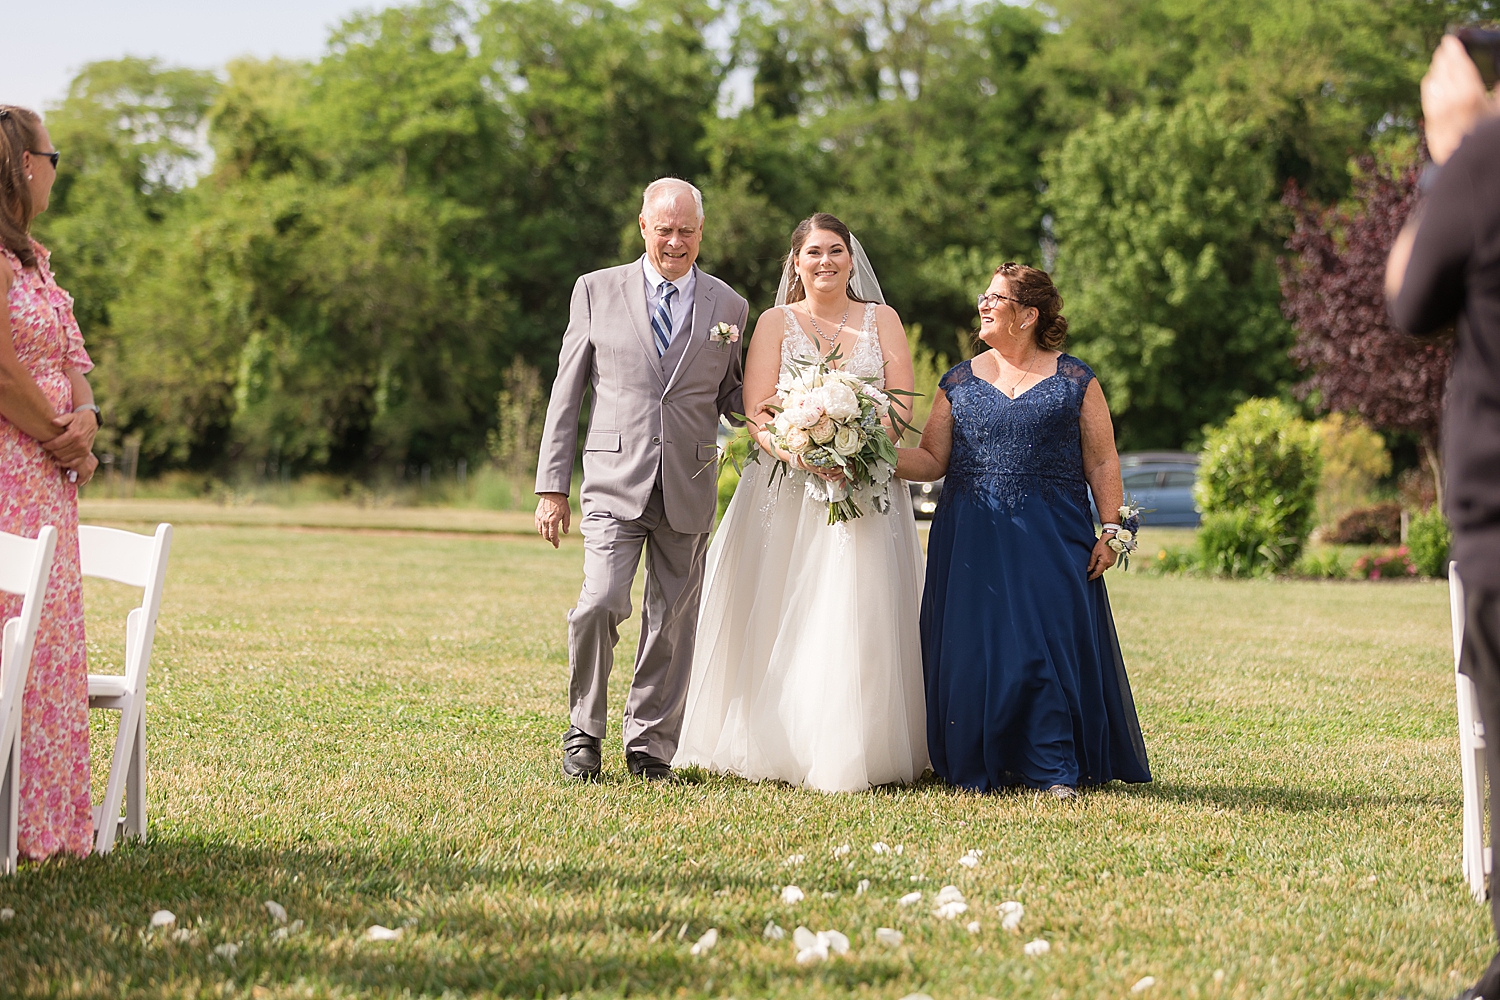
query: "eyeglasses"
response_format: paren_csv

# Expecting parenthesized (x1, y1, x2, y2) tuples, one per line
(29, 149, 59, 169)
(976, 292, 1023, 311)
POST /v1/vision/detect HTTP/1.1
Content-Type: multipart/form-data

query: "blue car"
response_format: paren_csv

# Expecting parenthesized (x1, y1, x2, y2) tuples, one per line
(1091, 451, 1201, 528)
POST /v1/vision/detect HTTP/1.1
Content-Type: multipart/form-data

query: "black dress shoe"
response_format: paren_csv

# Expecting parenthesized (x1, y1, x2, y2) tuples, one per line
(561, 726, 602, 780)
(625, 750, 676, 781)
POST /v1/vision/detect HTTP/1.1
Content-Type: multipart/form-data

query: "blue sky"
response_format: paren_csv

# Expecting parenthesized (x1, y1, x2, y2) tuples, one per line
(1, 0, 397, 113)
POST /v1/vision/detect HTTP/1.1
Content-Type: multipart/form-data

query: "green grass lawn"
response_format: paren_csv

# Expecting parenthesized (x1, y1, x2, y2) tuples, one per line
(0, 502, 1485, 998)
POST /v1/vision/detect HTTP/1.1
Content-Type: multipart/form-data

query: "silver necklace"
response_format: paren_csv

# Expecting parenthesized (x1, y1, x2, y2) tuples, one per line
(805, 302, 851, 354)
(1006, 346, 1038, 397)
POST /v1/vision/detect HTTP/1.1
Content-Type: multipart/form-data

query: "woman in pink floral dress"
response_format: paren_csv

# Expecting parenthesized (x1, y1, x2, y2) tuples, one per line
(0, 106, 102, 860)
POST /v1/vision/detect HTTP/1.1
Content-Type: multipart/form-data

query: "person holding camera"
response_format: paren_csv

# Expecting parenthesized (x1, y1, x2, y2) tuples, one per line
(1387, 31, 1500, 1000)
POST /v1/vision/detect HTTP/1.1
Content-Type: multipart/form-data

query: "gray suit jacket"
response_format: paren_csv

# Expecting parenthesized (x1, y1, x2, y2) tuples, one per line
(535, 258, 749, 534)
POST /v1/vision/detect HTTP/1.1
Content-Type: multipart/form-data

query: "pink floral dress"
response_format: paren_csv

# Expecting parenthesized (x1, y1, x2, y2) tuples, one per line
(1, 239, 92, 859)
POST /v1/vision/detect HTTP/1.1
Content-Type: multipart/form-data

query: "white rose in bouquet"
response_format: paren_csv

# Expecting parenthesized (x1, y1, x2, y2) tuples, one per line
(832, 426, 864, 456)
(821, 383, 862, 422)
(809, 415, 837, 444)
(783, 426, 811, 453)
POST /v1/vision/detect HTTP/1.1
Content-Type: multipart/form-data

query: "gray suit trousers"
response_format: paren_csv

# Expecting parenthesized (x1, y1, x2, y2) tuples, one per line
(568, 487, 708, 760)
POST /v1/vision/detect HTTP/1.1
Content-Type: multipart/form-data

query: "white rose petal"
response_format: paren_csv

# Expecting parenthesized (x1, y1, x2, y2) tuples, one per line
(1131, 976, 1156, 993)
(289, 919, 304, 934)
(365, 925, 402, 942)
(0, 908, 12, 922)
(820, 929, 850, 955)
(1023, 938, 1051, 957)
(898, 891, 923, 907)
(793, 926, 819, 950)
(872, 842, 890, 855)
(213, 942, 239, 960)
(1116, 528, 1134, 543)
(833, 844, 851, 858)
(998, 900, 1024, 933)
(822, 384, 861, 421)
(897, 995, 935, 1000)
(785, 854, 805, 866)
(958, 854, 980, 869)
(172, 928, 195, 943)
(895, 845, 904, 856)
(876, 927, 905, 947)
(856, 879, 870, 895)
(967, 921, 982, 934)
(689, 928, 719, 956)
(795, 945, 828, 965)
(150, 910, 176, 929)
(764, 921, 785, 941)
(1212, 969, 1225, 984)
(935, 885, 965, 905)
(933, 901, 969, 919)
(263, 900, 287, 924)
(781, 885, 805, 905)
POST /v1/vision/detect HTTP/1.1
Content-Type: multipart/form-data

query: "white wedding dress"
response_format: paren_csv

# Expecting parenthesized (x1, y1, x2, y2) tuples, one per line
(673, 302, 930, 792)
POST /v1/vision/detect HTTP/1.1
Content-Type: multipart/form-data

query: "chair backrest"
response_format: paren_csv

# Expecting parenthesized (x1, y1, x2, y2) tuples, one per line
(77, 524, 172, 690)
(0, 526, 58, 765)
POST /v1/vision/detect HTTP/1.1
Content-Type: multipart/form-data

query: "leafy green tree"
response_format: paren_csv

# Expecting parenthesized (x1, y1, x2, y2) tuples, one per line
(1046, 97, 1293, 450)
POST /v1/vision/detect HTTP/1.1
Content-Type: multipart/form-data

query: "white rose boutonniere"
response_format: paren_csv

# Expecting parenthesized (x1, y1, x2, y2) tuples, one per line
(711, 322, 741, 344)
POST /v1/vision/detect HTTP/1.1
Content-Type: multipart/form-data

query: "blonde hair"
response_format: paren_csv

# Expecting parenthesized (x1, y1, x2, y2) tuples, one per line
(0, 106, 42, 269)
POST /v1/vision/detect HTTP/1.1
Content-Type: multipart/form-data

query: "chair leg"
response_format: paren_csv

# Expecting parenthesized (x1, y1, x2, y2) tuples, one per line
(125, 710, 146, 842)
(94, 705, 132, 855)
(1, 743, 16, 875)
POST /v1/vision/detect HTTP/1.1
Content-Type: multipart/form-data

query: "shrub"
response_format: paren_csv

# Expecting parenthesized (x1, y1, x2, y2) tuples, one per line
(1296, 548, 1351, 579)
(1195, 398, 1321, 576)
(1324, 502, 1402, 545)
(1315, 413, 1391, 527)
(1408, 506, 1452, 577)
(1352, 545, 1418, 580)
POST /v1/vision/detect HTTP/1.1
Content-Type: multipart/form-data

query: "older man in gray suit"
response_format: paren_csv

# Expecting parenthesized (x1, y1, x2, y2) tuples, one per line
(534, 178, 748, 781)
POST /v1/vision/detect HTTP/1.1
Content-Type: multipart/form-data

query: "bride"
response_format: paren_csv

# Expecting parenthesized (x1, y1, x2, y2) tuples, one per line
(672, 212, 929, 792)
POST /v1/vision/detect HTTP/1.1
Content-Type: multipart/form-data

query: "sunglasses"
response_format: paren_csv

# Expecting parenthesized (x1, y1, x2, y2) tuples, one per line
(30, 149, 59, 169)
(976, 292, 1023, 311)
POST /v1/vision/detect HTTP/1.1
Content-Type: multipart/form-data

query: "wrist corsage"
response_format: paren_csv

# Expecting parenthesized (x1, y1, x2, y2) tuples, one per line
(710, 322, 741, 344)
(1103, 502, 1143, 569)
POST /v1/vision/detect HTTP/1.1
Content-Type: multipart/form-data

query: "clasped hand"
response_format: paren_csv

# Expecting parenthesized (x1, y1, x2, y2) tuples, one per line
(42, 410, 98, 485)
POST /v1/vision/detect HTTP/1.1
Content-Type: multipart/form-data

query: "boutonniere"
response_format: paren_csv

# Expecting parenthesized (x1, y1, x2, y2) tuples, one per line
(710, 322, 741, 344)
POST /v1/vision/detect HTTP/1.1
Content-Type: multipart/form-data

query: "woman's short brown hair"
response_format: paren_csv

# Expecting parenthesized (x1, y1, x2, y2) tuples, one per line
(993, 261, 1068, 350)
(0, 106, 43, 269)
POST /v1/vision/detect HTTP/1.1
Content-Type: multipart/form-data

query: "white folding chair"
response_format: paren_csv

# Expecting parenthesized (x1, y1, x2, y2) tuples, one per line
(0, 526, 58, 875)
(80, 523, 171, 854)
(1451, 562, 1492, 902)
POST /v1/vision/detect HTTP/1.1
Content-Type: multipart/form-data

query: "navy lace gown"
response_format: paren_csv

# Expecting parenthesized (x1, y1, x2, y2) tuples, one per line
(920, 356, 1151, 792)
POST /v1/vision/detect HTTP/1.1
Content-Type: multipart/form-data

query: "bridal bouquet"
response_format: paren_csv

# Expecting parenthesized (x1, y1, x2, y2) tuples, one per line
(763, 353, 915, 523)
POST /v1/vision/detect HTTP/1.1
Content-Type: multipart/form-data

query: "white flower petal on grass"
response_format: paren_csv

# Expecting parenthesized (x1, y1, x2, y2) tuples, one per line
(935, 885, 965, 905)
(793, 926, 819, 951)
(897, 995, 935, 1000)
(792, 926, 829, 965)
(855, 879, 871, 895)
(872, 842, 890, 855)
(263, 900, 287, 924)
(933, 901, 968, 919)
(0, 908, 12, 922)
(689, 928, 719, 956)
(998, 900, 1024, 933)
(898, 891, 923, 907)
(785, 854, 805, 866)
(966, 921, 982, 934)
(795, 945, 828, 965)
(1131, 976, 1156, 993)
(781, 885, 805, 905)
(895, 845, 904, 856)
(875, 927, 904, 947)
(1023, 938, 1051, 957)
(821, 892, 837, 899)
(365, 925, 402, 942)
(820, 929, 850, 955)
(833, 844, 851, 858)
(764, 921, 785, 941)
(1212, 969, 1225, 984)
(213, 942, 240, 960)
(171, 928, 196, 943)
(958, 848, 983, 869)
(289, 919, 304, 935)
(150, 910, 176, 929)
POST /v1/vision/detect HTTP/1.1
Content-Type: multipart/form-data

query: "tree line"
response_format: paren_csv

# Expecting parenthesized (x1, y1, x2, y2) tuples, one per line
(31, 0, 1474, 478)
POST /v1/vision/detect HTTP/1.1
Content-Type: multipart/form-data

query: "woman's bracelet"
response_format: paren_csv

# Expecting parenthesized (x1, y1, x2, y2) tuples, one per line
(1100, 523, 1121, 534)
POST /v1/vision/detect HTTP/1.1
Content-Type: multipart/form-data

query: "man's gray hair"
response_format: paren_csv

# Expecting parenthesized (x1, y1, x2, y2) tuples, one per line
(641, 178, 704, 222)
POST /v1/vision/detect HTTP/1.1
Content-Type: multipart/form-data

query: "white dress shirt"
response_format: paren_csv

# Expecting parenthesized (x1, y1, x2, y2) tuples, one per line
(642, 256, 696, 347)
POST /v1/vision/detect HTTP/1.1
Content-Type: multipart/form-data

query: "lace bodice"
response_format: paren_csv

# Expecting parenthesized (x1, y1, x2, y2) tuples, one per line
(780, 302, 884, 384)
(939, 355, 1095, 513)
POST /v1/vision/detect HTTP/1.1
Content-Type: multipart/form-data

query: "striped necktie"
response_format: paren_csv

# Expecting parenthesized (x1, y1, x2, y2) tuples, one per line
(652, 282, 677, 357)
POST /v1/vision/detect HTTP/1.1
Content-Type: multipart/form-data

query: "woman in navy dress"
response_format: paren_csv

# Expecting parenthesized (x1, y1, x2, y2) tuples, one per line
(896, 263, 1150, 797)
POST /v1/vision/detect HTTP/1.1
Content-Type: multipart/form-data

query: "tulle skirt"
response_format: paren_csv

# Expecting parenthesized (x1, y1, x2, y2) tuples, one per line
(673, 457, 929, 792)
